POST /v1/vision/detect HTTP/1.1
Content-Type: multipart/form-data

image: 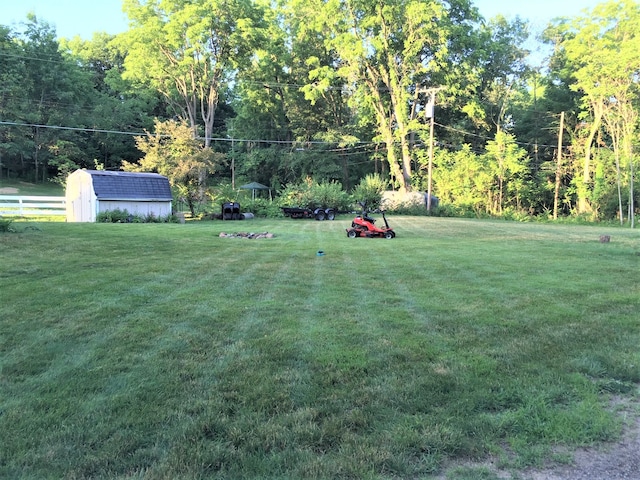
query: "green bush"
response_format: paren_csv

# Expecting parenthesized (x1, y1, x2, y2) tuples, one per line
(207, 183, 239, 205)
(500, 207, 534, 222)
(311, 181, 352, 211)
(0, 216, 15, 233)
(352, 174, 386, 210)
(278, 179, 312, 207)
(387, 204, 429, 216)
(97, 209, 133, 223)
(278, 178, 352, 211)
(426, 203, 470, 218)
(242, 199, 282, 218)
(97, 209, 177, 223)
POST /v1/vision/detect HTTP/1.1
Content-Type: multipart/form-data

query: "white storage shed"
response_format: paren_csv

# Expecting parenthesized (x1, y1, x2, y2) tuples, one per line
(66, 170, 173, 222)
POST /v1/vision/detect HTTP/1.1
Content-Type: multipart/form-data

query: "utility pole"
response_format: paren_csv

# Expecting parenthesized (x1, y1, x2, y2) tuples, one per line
(230, 125, 236, 190)
(231, 146, 235, 190)
(553, 111, 565, 220)
(423, 87, 442, 211)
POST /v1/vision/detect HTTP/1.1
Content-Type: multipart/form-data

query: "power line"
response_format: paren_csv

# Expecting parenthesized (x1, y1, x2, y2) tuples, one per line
(0, 120, 142, 137)
(0, 51, 68, 64)
(0, 118, 575, 153)
(434, 122, 569, 150)
(0, 119, 380, 149)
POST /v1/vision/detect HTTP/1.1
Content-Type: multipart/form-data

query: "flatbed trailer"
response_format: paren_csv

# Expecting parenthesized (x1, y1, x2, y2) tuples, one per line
(281, 207, 336, 220)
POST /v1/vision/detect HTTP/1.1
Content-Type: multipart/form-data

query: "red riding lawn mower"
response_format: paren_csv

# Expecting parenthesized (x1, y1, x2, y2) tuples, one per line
(346, 203, 396, 239)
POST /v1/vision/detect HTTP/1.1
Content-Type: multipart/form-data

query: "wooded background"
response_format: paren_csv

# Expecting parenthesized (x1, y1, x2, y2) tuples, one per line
(0, 0, 637, 223)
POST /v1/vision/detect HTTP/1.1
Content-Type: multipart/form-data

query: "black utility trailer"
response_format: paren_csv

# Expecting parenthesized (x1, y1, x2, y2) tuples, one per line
(281, 207, 336, 221)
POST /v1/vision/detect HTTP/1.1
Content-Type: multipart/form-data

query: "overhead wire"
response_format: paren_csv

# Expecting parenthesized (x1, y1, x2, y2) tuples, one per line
(1, 116, 574, 157)
(434, 122, 568, 150)
(0, 38, 577, 157)
(0, 120, 384, 156)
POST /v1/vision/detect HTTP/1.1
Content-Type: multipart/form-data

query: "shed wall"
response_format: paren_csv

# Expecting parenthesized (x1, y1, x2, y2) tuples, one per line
(66, 170, 97, 222)
(97, 200, 172, 218)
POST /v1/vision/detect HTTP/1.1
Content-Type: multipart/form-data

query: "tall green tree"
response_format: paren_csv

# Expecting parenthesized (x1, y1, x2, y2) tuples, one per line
(432, 145, 491, 215)
(484, 131, 528, 214)
(459, 15, 530, 134)
(124, 119, 222, 215)
(120, 0, 266, 147)
(230, 0, 365, 189)
(0, 15, 96, 182)
(303, 0, 482, 192)
(549, 0, 640, 222)
(60, 33, 162, 172)
(0, 26, 29, 179)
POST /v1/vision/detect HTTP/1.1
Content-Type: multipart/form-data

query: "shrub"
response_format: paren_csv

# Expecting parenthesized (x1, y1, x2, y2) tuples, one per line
(352, 174, 386, 210)
(97, 209, 177, 223)
(0, 216, 15, 233)
(500, 207, 534, 222)
(278, 178, 352, 211)
(387, 204, 429, 216)
(207, 183, 239, 206)
(311, 181, 352, 211)
(278, 179, 312, 207)
(426, 203, 469, 218)
(97, 209, 133, 223)
(242, 199, 282, 218)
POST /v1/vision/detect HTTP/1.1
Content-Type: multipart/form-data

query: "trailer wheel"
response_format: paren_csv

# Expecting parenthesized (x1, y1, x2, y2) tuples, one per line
(347, 229, 358, 238)
(325, 209, 336, 220)
(315, 210, 326, 221)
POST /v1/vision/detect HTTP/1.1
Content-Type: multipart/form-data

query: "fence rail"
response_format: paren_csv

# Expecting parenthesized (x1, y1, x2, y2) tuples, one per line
(0, 195, 66, 216)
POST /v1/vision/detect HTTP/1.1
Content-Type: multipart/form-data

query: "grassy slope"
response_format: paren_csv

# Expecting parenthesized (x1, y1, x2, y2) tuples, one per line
(0, 179, 64, 196)
(1, 217, 638, 479)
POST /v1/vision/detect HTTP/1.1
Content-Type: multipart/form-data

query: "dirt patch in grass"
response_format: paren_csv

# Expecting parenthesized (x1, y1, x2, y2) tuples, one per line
(525, 403, 640, 480)
(440, 397, 640, 480)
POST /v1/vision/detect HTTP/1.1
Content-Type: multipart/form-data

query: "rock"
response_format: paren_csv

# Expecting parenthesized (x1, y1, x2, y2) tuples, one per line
(219, 232, 274, 239)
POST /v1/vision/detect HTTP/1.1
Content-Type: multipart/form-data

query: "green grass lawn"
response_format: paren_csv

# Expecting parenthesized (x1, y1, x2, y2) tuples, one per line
(1, 216, 638, 479)
(0, 179, 64, 196)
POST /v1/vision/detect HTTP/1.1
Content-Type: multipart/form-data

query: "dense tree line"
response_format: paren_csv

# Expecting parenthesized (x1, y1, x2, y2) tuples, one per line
(0, 0, 637, 223)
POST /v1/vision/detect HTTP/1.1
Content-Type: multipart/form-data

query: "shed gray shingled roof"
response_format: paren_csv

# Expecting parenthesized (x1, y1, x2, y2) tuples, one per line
(87, 170, 173, 201)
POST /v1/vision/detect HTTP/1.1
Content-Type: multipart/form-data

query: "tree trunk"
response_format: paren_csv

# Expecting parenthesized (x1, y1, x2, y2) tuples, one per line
(578, 104, 603, 213)
(554, 112, 565, 219)
(365, 68, 407, 192)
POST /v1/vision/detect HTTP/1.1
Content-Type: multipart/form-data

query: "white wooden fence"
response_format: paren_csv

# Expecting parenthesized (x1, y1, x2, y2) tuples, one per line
(0, 195, 66, 216)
